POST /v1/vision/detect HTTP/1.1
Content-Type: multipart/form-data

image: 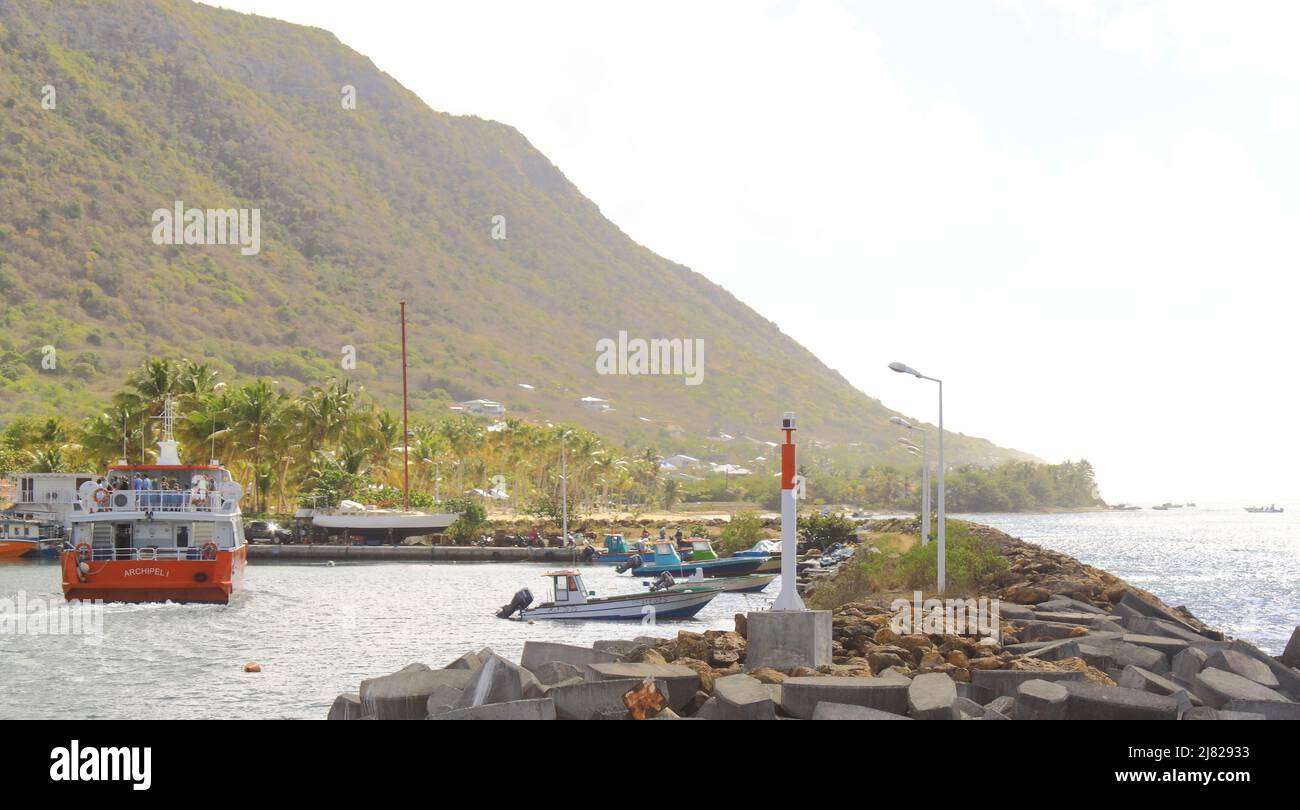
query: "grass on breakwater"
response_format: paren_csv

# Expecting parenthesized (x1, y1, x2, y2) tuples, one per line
(808, 521, 1007, 607)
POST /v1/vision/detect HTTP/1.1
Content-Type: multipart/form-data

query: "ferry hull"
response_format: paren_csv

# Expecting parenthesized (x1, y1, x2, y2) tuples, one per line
(0, 540, 39, 559)
(61, 546, 246, 604)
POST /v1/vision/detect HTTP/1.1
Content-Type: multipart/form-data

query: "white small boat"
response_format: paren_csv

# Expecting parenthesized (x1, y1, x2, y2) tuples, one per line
(499, 570, 719, 621)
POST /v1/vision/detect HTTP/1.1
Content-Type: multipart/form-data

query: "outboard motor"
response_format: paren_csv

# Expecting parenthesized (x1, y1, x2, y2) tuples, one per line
(649, 571, 676, 592)
(614, 554, 643, 575)
(580, 545, 596, 563)
(496, 587, 534, 619)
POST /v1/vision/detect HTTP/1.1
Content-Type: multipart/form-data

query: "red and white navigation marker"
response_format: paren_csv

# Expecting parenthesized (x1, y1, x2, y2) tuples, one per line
(772, 412, 805, 611)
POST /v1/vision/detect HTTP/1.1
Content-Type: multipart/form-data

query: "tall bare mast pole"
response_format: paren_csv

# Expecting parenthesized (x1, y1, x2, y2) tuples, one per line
(400, 301, 411, 512)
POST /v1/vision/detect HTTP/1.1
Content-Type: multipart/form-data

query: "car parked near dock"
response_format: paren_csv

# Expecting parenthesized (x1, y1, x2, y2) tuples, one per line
(244, 520, 291, 544)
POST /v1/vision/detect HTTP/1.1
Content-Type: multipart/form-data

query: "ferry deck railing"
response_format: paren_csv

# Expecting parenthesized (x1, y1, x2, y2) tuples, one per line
(82, 489, 236, 514)
(72, 545, 229, 562)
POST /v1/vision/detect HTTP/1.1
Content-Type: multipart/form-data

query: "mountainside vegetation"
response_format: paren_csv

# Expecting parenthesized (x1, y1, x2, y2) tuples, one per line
(0, 0, 1041, 487)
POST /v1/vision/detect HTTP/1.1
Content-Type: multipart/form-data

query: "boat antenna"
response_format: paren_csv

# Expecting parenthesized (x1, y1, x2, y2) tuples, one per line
(400, 301, 410, 512)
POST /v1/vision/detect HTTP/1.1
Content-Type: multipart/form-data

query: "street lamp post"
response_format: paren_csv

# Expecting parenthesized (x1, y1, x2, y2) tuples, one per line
(892, 416, 931, 545)
(902, 444, 927, 538)
(889, 362, 945, 593)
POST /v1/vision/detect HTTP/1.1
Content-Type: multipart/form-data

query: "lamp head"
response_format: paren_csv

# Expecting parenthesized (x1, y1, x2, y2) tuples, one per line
(889, 361, 922, 377)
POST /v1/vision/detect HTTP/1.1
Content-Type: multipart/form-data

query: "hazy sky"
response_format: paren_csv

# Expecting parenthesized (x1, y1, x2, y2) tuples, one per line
(206, 0, 1300, 503)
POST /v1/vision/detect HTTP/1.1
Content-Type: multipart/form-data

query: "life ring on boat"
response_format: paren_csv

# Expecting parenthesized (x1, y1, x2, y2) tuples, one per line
(200, 542, 219, 560)
(74, 543, 92, 561)
(92, 487, 110, 508)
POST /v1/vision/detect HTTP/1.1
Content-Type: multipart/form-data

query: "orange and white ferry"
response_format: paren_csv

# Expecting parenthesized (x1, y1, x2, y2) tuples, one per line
(61, 399, 247, 604)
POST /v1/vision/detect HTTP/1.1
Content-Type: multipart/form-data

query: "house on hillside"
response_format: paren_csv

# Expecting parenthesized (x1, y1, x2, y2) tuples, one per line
(578, 396, 612, 413)
(459, 399, 505, 415)
(663, 454, 701, 470)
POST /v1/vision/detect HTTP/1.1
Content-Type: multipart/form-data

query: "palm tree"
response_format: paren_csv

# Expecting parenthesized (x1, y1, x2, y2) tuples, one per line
(227, 380, 287, 512)
(662, 478, 682, 511)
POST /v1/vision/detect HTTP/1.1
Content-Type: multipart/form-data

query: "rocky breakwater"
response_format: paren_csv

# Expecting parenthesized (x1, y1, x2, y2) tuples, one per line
(326, 524, 1300, 720)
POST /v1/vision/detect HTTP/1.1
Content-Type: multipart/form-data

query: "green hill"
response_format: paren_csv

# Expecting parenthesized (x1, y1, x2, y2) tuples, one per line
(0, 0, 1034, 470)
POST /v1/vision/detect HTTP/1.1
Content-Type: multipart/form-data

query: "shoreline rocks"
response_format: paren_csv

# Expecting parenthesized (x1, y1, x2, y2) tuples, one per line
(327, 521, 1299, 720)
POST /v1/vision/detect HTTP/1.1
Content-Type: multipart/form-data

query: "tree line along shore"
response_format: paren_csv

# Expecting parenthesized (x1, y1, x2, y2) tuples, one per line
(1, 357, 1104, 522)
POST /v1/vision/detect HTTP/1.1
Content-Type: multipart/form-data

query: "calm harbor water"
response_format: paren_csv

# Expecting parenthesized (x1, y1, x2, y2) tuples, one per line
(0, 558, 761, 719)
(958, 504, 1299, 656)
(2, 505, 1295, 719)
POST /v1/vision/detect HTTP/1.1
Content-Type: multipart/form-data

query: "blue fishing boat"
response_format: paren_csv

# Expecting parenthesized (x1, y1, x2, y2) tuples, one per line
(591, 533, 649, 565)
(620, 541, 767, 578)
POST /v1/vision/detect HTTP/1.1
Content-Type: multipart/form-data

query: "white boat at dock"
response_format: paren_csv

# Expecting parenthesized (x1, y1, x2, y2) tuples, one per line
(498, 570, 719, 621)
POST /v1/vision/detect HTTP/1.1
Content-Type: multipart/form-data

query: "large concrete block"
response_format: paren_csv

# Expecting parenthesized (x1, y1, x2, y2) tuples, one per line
(1038, 596, 1106, 615)
(714, 674, 778, 720)
(1062, 681, 1179, 720)
(1081, 640, 1169, 674)
(1019, 620, 1092, 642)
(781, 676, 909, 719)
(425, 684, 464, 717)
(997, 603, 1037, 621)
(1172, 647, 1208, 682)
(970, 669, 1084, 698)
(327, 693, 362, 720)
(549, 677, 669, 720)
(955, 681, 993, 705)
(1204, 649, 1280, 689)
(585, 662, 700, 709)
(1015, 679, 1068, 720)
(1116, 591, 1194, 629)
(811, 702, 911, 720)
(533, 661, 584, 686)
(432, 698, 556, 720)
(1034, 611, 1119, 628)
(953, 696, 985, 719)
(1283, 626, 1300, 669)
(694, 697, 722, 720)
(908, 672, 958, 720)
(1020, 639, 1081, 662)
(521, 641, 620, 675)
(1121, 633, 1189, 658)
(1125, 616, 1215, 644)
(1227, 640, 1300, 700)
(1223, 699, 1300, 720)
(457, 654, 533, 708)
(1117, 666, 1202, 705)
(1184, 707, 1265, 720)
(1193, 667, 1289, 709)
(360, 664, 474, 720)
(745, 610, 832, 672)
(984, 695, 1016, 719)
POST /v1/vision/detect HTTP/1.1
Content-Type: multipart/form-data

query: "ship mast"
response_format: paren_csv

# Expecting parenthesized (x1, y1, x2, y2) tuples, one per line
(400, 301, 410, 512)
(152, 396, 182, 466)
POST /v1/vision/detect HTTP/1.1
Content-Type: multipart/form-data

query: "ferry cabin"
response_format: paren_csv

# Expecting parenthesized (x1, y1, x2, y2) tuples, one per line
(69, 464, 243, 560)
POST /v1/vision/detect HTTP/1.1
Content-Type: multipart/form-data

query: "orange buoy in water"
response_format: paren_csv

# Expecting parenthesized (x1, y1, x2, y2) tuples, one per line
(244, 662, 262, 673)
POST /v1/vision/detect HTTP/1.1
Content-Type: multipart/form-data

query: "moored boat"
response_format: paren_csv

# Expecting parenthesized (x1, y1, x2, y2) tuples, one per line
(619, 541, 767, 578)
(644, 571, 776, 594)
(497, 570, 719, 621)
(734, 539, 782, 573)
(1244, 505, 1284, 513)
(590, 533, 649, 564)
(60, 399, 247, 604)
(0, 522, 40, 559)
